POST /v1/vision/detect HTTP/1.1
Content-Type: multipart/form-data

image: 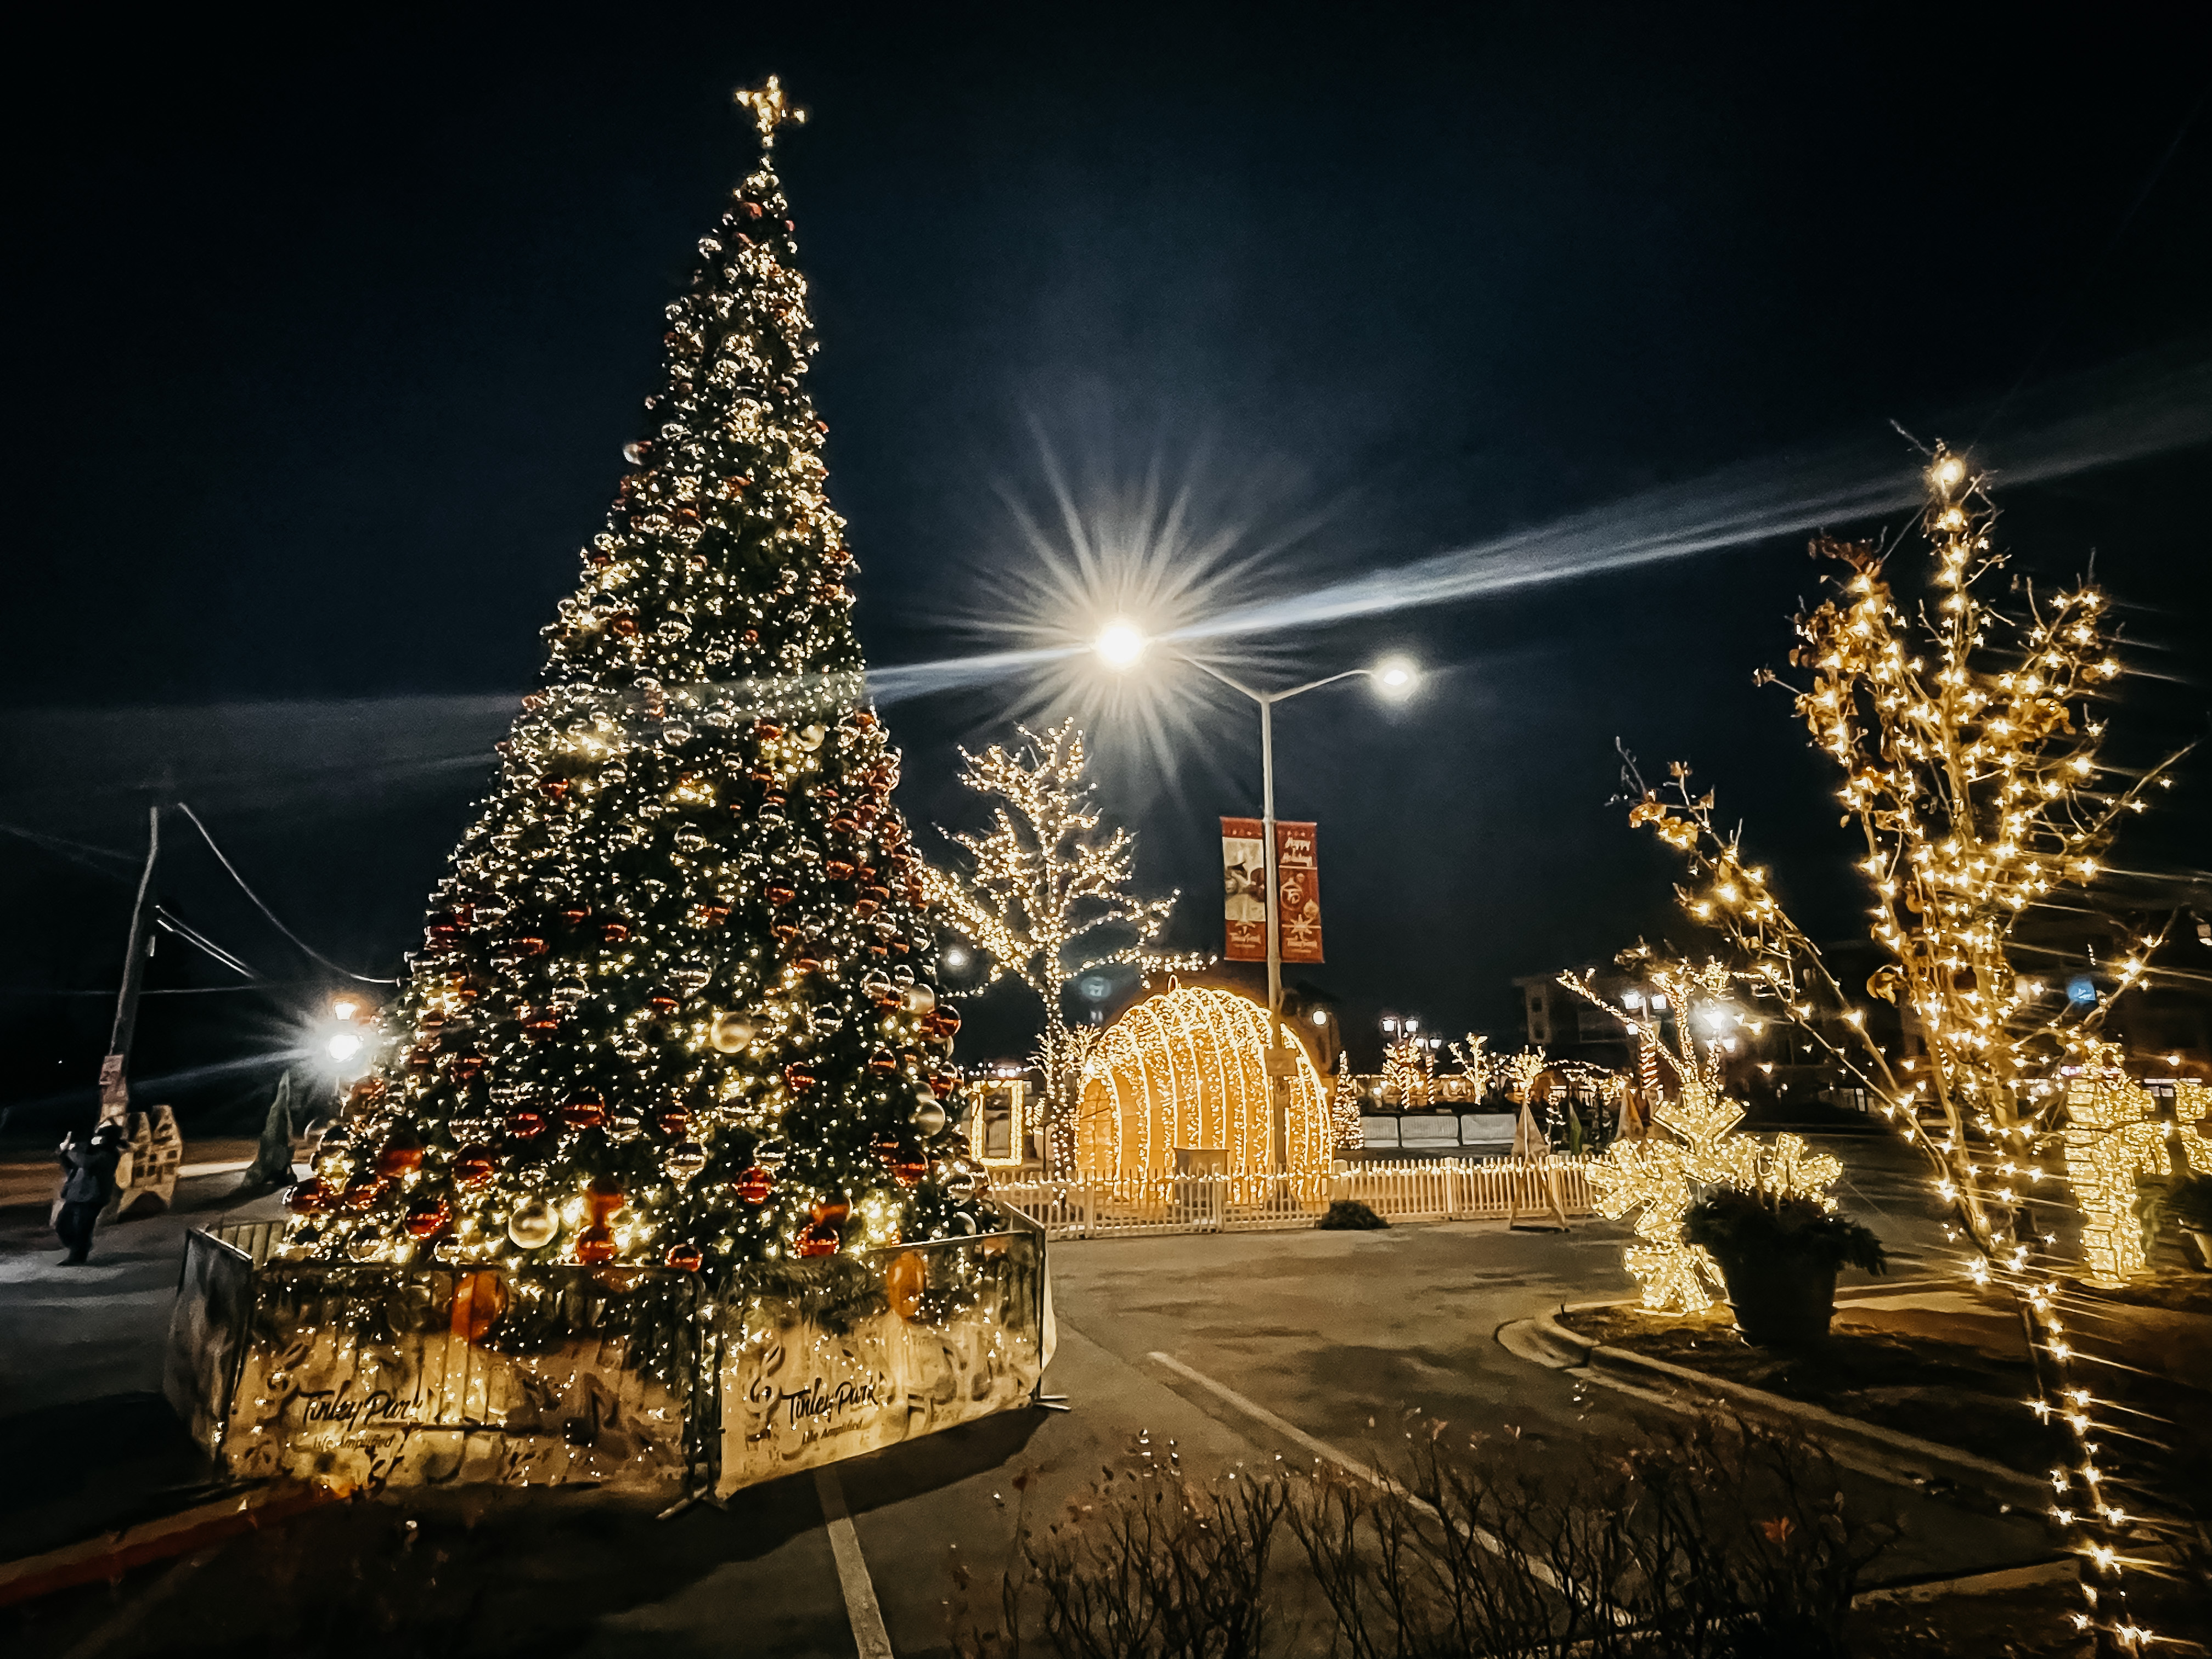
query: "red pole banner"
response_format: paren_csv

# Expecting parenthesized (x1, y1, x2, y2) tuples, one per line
(1221, 817, 1322, 963)
(1274, 820, 1322, 963)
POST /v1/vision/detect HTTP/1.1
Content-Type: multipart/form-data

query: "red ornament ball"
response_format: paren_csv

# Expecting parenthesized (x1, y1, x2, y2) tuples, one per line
(341, 1181, 383, 1212)
(285, 1178, 330, 1216)
(794, 1223, 839, 1259)
(559, 1097, 607, 1130)
(453, 1145, 499, 1185)
(664, 1242, 704, 1272)
(375, 1137, 424, 1179)
(733, 1165, 772, 1205)
(574, 1227, 617, 1266)
(809, 1195, 850, 1229)
(507, 1108, 549, 1141)
(404, 1197, 452, 1240)
(892, 1157, 930, 1188)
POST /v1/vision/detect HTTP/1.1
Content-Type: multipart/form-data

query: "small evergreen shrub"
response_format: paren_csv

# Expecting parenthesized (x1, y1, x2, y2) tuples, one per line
(1684, 1186, 1886, 1276)
(1318, 1199, 1389, 1231)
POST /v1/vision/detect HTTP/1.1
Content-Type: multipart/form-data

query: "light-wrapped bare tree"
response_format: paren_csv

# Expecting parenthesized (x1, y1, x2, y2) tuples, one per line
(925, 720, 1207, 1171)
(1623, 445, 2197, 1651)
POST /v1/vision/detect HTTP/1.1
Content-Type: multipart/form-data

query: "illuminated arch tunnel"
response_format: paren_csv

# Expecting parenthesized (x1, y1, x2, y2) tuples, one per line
(1074, 985, 1334, 1180)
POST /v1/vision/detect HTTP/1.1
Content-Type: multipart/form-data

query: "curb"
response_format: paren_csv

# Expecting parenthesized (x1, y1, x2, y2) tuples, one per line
(1509, 1304, 2051, 1509)
(0, 1482, 337, 1609)
(1853, 1556, 2077, 1606)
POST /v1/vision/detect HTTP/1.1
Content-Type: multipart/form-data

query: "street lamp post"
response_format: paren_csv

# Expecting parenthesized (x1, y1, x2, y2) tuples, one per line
(1096, 626, 1417, 1167)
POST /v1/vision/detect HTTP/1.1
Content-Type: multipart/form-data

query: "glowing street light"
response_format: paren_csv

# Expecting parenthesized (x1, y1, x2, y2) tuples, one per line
(1093, 619, 1147, 669)
(326, 1031, 363, 1062)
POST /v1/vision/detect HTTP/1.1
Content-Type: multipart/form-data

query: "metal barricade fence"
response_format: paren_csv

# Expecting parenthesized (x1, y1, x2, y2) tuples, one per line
(992, 1155, 1596, 1239)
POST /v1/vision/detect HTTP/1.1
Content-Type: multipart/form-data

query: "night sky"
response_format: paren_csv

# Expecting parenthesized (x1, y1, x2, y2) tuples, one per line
(5, 5, 2209, 1133)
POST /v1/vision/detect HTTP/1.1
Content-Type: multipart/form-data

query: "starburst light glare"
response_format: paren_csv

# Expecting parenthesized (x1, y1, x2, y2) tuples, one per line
(1094, 619, 1147, 669)
(326, 1032, 363, 1062)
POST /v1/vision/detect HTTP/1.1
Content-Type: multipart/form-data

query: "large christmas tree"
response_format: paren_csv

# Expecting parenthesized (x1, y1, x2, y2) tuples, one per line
(282, 80, 974, 1276)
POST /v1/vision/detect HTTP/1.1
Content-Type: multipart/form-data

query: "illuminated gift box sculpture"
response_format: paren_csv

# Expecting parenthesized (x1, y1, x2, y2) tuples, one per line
(2063, 1055, 2209, 1288)
(1074, 985, 1334, 1182)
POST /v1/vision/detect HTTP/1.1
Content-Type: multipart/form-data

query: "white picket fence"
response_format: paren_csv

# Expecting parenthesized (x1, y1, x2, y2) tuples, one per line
(991, 1156, 1598, 1240)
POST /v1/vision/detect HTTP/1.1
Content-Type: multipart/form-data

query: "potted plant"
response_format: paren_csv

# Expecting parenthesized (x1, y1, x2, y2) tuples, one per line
(1683, 1184, 1887, 1347)
(2139, 1172, 2212, 1272)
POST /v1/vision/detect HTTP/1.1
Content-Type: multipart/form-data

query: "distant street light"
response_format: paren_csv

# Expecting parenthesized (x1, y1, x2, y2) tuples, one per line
(317, 993, 375, 1079)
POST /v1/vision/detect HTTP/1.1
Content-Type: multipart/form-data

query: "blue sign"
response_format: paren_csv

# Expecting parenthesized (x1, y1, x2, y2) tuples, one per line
(2066, 975, 2098, 1007)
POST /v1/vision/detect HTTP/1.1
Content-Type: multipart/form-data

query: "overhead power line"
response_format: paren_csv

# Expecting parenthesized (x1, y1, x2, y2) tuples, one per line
(154, 906, 262, 979)
(176, 802, 398, 984)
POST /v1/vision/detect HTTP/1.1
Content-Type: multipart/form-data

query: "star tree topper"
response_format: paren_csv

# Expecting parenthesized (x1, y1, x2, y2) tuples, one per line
(735, 76, 808, 145)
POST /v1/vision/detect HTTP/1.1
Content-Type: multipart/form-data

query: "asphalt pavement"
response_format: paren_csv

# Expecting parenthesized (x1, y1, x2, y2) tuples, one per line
(2, 1133, 2062, 1658)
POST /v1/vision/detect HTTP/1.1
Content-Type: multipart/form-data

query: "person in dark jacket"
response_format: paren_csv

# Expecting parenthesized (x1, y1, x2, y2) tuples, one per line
(54, 1122, 124, 1265)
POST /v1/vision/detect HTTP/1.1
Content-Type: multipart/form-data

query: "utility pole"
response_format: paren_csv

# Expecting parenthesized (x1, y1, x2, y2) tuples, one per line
(99, 805, 160, 1125)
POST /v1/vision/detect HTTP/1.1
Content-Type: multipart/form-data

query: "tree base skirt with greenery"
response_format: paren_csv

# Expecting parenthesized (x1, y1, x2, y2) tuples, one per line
(166, 1214, 1048, 1496)
(1709, 1250, 1837, 1348)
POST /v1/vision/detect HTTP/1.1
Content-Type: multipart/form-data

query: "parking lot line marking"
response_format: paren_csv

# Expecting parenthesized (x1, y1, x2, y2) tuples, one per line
(1146, 1351, 1571, 1599)
(814, 1465, 895, 1659)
